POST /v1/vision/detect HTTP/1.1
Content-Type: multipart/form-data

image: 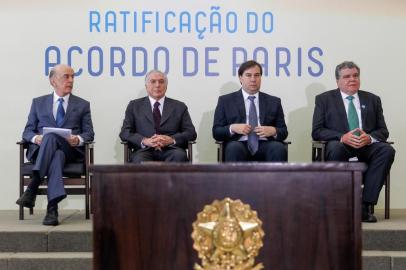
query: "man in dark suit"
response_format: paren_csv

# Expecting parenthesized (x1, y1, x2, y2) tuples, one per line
(120, 70, 197, 162)
(212, 60, 288, 162)
(312, 61, 395, 223)
(16, 64, 95, 226)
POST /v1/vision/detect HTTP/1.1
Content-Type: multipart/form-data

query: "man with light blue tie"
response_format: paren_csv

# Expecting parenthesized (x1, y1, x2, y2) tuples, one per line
(212, 60, 288, 162)
(16, 64, 94, 226)
(312, 61, 395, 223)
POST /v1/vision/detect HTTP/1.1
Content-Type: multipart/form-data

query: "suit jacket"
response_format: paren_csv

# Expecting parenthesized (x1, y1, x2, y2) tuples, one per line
(312, 89, 389, 142)
(119, 96, 197, 150)
(22, 93, 95, 161)
(212, 89, 288, 142)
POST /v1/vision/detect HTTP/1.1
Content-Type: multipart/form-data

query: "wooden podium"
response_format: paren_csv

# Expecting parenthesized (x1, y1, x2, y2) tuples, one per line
(91, 163, 365, 270)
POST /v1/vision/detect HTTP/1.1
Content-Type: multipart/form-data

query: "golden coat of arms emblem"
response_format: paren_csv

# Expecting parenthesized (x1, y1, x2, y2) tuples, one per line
(192, 198, 265, 270)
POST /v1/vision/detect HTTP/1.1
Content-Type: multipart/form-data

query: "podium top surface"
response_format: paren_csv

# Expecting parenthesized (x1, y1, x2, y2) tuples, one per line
(90, 162, 366, 173)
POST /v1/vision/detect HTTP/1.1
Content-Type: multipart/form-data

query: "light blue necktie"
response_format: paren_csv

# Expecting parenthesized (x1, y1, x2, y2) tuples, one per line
(56, 98, 65, 127)
(247, 96, 259, 155)
(346, 96, 360, 135)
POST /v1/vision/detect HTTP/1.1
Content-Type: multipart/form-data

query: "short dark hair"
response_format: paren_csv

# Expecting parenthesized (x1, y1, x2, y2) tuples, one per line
(238, 60, 263, 77)
(335, 61, 360, 80)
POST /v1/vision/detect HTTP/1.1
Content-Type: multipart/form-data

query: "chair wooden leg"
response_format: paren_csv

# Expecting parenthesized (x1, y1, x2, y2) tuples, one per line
(29, 208, 33, 215)
(85, 180, 90, 219)
(385, 172, 390, 219)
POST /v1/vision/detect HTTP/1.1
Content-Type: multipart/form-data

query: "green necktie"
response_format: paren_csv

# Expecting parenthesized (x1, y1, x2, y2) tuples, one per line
(346, 96, 360, 135)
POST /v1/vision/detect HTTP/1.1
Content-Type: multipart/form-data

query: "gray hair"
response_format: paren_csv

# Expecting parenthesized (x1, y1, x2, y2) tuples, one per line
(335, 61, 360, 80)
(144, 70, 168, 84)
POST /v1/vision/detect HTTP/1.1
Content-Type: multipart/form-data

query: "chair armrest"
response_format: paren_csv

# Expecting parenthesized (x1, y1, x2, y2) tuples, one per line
(312, 140, 327, 147)
(187, 141, 195, 163)
(16, 140, 29, 148)
(311, 141, 327, 162)
(121, 141, 130, 163)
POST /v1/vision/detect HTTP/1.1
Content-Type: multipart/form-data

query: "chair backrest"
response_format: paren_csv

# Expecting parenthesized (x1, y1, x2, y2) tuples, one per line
(216, 141, 291, 162)
(17, 141, 94, 220)
(121, 141, 195, 163)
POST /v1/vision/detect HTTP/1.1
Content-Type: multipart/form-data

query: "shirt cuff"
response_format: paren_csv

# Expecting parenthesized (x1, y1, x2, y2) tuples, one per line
(141, 138, 147, 149)
(229, 126, 235, 136)
(369, 135, 378, 144)
(31, 135, 38, 144)
(77, 135, 84, 146)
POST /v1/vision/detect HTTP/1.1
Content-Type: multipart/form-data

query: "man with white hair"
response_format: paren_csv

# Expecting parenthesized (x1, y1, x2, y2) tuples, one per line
(120, 70, 196, 162)
(17, 64, 94, 226)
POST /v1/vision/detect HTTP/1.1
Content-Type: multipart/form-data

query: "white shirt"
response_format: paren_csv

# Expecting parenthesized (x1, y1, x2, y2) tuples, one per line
(53, 92, 69, 119)
(141, 96, 176, 147)
(229, 89, 265, 141)
(340, 90, 377, 143)
(340, 91, 363, 130)
(148, 96, 165, 115)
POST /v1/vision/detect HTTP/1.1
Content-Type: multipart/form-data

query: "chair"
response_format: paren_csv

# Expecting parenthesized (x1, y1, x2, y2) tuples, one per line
(17, 141, 94, 220)
(121, 141, 195, 163)
(311, 140, 393, 219)
(216, 141, 291, 162)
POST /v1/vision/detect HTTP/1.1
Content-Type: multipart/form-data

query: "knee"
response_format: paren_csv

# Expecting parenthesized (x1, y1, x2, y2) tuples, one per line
(380, 144, 396, 161)
(225, 141, 245, 155)
(42, 133, 59, 144)
(270, 142, 286, 154)
(264, 142, 287, 161)
(169, 149, 188, 162)
(326, 141, 347, 161)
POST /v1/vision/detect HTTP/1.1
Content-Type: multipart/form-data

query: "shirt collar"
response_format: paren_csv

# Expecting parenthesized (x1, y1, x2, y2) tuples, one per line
(148, 96, 165, 108)
(53, 91, 70, 103)
(340, 90, 359, 101)
(241, 88, 259, 101)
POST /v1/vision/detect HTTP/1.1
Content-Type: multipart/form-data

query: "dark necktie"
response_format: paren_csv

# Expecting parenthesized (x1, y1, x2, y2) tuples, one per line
(247, 96, 259, 155)
(153, 101, 161, 133)
(346, 96, 360, 135)
(56, 97, 65, 127)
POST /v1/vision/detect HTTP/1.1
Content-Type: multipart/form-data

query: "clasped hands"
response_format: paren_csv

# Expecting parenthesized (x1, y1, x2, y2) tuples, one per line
(35, 135, 81, 146)
(142, 134, 174, 150)
(230, 123, 276, 138)
(341, 128, 371, 148)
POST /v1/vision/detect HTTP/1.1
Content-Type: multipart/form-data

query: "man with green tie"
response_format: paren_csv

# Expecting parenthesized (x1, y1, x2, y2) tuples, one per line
(312, 61, 395, 223)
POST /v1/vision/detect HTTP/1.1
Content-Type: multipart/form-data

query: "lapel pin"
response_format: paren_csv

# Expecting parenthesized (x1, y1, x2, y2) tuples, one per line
(361, 105, 366, 109)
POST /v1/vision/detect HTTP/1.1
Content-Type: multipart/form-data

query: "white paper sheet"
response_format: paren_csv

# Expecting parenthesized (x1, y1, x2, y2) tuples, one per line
(43, 127, 72, 139)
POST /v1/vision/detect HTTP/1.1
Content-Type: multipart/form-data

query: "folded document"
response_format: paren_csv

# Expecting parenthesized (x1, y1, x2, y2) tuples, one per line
(43, 127, 72, 139)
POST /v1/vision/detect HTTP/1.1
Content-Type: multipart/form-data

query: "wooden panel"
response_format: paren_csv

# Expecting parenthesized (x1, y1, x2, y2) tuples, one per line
(91, 163, 365, 270)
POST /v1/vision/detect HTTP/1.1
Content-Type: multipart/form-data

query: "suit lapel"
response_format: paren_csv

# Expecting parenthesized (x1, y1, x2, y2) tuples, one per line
(45, 94, 56, 126)
(258, 92, 266, 124)
(236, 89, 246, 122)
(161, 98, 174, 126)
(333, 89, 349, 130)
(62, 95, 75, 126)
(358, 91, 368, 128)
(141, 97, 154, 125)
